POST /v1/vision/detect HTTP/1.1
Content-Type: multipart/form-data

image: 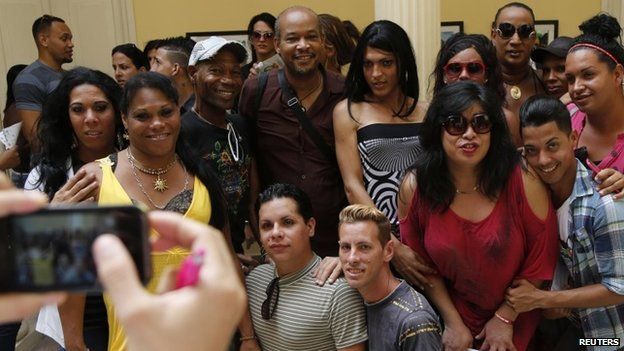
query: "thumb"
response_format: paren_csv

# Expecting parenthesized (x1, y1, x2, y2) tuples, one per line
(475, 328, 485, 340)
(93, 234, 148, 317)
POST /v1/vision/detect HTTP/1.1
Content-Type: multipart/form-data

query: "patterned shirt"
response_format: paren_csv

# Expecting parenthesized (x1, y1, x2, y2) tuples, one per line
(561, 160, 624, 349)
(246, 255, 368, 350)
(366, 280, 441, 350)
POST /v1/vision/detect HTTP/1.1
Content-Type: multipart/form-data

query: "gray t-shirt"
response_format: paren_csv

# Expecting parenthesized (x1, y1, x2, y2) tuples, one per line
(13, 60, 63, 112)
(366, 280, 442, 351)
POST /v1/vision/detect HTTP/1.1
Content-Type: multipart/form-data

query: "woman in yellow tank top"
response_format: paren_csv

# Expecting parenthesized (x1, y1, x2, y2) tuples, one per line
(82, 72, 228, 351)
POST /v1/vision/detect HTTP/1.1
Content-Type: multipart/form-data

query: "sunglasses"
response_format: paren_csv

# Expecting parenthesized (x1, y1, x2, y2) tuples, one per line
(252, 31, 275, 41)
(261, 277, 280, 320)
(442, 114, 492, 136)
(443, 62, 486, 78)
(495, 23, 535, 40)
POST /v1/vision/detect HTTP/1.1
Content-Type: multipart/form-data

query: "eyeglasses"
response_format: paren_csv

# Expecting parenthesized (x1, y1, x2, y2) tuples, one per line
(495, 23, 536, 40)
(261, 277, 280, 320)
(443, 62, 486, 79)
(442, 114, 492, 135)
(252, 31, 275, 41)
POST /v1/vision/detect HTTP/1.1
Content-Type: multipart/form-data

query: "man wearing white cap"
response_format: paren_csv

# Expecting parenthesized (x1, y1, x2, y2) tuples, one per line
(183, 37, 257, 255)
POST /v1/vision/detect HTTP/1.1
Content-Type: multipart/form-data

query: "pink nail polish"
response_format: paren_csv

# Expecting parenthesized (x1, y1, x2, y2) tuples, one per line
(175, 249, 205, 289)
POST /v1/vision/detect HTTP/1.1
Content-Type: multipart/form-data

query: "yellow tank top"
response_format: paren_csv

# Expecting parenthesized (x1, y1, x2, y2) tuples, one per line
(97, 156, 211, 351)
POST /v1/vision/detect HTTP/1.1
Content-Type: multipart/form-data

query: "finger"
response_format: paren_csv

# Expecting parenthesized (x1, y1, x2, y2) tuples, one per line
(328, 265, 342, 283)
(475, 328, 485, 340)
(310, 266, 318, 278)
(70, 181, 98, 202)
(613, 188, 624, 200)
(93, 234, 149, 319)
(407, 269, 428, 290)
(61, 169, 87, 192)
(67, 174, 96, 198)
(414, 261, 437, 275)
(0, 292, 66, 323)
(479, 340, 489, 350)
(0, 190, 47, 217)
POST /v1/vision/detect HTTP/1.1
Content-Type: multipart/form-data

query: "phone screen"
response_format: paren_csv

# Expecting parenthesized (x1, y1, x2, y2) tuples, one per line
(0, 206, 150, 292)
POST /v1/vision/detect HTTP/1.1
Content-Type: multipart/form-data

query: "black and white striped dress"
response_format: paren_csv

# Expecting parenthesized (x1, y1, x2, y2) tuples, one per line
(357, 123, 423, 232)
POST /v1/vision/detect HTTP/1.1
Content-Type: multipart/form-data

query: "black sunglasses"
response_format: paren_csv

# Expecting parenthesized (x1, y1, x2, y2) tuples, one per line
(495, 23, 535, 40)
(443, 62, 486, 78)
(252, 31, 275, 41)
(261, 277, 280, 320)
(442, 114, 492, 136)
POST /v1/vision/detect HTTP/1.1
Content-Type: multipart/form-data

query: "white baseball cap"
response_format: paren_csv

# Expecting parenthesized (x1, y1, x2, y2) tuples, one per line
(188, 36, 247, 66)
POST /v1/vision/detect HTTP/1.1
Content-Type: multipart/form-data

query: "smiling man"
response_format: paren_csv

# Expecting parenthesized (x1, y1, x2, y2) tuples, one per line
(238, 6, 347, 257)
(506, 95, 624, 350)
(338, 204, 441, 350)
(182, 37, 256, 255)
(246, 184, 367, 351)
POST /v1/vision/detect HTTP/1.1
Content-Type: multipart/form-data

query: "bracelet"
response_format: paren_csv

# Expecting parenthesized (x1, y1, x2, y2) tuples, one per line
(494, 312, 514, 325)
(240, 335, 257, 342)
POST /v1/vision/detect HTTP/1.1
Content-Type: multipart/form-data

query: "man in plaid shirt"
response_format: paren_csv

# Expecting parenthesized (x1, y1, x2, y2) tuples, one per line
(506, 95, 624, 350)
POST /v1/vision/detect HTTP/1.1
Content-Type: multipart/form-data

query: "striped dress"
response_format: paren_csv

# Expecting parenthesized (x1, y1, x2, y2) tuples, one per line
(357, 123, 423, 231)
(246, 255, 368, 350)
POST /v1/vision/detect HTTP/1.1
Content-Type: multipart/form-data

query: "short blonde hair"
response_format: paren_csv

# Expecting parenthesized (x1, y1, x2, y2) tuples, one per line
(339, 204, 391, 246)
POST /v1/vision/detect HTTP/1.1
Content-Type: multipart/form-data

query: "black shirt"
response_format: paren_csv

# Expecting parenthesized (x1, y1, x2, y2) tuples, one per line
(181, 110, 252, 253)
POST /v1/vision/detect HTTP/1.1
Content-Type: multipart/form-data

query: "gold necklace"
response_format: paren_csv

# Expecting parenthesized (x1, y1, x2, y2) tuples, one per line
(505, 69, 531, 100)
(455, 185, 479, 195)
(127, 151, 189, 209)
(127, 149, 177, 192)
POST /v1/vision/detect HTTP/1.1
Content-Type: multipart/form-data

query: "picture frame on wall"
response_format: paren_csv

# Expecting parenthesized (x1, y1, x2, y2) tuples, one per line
(534, 20, 559, 46)
(186, 30, 251, 64)
(441, 21, 464, 43)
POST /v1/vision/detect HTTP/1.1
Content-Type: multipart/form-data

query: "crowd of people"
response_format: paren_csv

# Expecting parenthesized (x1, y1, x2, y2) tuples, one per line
(2, 1, 624, 350)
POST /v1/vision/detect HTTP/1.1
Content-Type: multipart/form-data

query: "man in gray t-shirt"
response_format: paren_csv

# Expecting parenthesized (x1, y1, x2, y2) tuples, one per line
(339, 205, 442, 350)
(13, 14, 73, 151)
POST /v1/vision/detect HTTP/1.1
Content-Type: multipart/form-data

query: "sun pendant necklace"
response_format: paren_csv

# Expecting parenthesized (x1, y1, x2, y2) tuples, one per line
(127, 149, 177, 192)
(506, 69, 531, 100)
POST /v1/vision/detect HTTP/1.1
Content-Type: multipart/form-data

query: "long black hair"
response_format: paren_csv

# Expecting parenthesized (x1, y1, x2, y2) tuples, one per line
(413, 81, 518, 211)
(246, 12, 276, 63)
(120, 72, 227, 230)
(345, 20, 418, 119)
(569, 13, 624, 70)
(431, 33, 506, 101)
(4, 64, 27, 112)
(34, 67, 126, 198)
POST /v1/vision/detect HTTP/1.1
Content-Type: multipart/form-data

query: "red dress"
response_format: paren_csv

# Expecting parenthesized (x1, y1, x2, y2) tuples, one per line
(400, 165, 558, 350)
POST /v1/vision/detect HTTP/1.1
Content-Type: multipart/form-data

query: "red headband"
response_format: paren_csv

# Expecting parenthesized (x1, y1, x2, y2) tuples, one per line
(571, 43, 620, 65)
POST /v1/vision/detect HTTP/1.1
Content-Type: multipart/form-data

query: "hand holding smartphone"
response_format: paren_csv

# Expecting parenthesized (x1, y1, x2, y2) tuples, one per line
(0, 205, 151, 292)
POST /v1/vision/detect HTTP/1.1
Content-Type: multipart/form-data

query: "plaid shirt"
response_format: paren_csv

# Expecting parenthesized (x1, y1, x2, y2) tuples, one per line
(561, 160, 624, 349)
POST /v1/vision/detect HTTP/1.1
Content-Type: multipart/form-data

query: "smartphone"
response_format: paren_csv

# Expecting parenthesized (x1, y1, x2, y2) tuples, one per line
(0, 205, 151, 292)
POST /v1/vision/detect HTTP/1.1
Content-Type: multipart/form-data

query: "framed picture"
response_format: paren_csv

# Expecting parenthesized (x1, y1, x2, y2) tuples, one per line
(186, 30, 251, 64)
(441, 21, 464, 43)
(534, 20, 559, 46)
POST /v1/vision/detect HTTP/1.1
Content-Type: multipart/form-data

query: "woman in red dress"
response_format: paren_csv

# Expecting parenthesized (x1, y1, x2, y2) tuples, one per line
(399, 81, 558, 351)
